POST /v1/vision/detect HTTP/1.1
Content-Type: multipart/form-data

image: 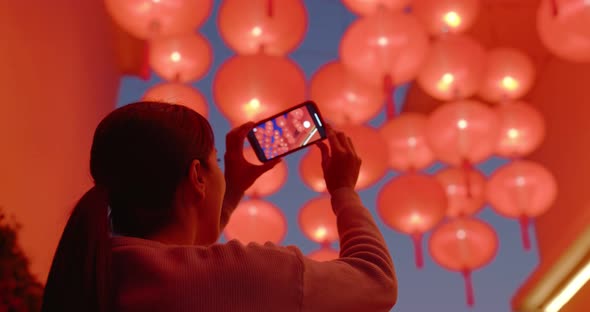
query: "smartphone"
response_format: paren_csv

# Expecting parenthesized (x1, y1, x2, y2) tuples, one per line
(247, 101, 327, 163)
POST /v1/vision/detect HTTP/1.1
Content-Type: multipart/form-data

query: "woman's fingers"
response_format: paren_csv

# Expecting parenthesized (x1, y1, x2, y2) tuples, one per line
(346, 136, 358, 157)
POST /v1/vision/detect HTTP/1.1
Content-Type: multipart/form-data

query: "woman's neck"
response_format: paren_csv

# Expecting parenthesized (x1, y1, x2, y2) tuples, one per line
(146, 221, 196, 245)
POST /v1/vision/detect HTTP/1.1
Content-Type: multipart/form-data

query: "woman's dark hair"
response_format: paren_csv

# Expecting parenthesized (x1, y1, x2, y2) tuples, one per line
(41, 102, 214, 312)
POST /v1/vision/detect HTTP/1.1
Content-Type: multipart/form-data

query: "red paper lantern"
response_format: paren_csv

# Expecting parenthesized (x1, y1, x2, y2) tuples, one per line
(487, 160, 557, 250)
(307, 247, 340, 262)
(105, 0, 213, 39)
(298, 196, 338, 245)
(377, 173, 447, 268)
(224, 199, 287, 244)
(537, 0, 590, 63)
(429, 217, 498, 307)
(142, 82, 208, 117)
(300, 125, 389, 191)
(379, 113, 434, 171)
(340, 125, 390, 189)
(417, 34, 486, 101)
(299, 147, 326, 193)
(218, 0, 307, 55)
(149, 33, 212, 83)
(426, 100, 500, 166)
(435, 167, 486, 217)
(495, 101, 546, 158)
(243, 147, 288, 197)
(478, 48, 536, 103)
(341, 0, 411, 15)
(310, 62, 384, 125)
(412, 0, 481, 35)
(340, 10, 429, 87)
(213, 54, 306, 125)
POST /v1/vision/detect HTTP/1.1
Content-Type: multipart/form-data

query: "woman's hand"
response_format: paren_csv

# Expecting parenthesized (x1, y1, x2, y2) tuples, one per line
(220, 122, 281, 229)
(224, 122, 281, 194)
(316, 125, 362, 194)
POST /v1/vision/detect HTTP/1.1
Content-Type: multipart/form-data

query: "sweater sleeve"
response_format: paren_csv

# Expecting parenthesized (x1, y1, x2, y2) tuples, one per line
(300, 187, 397, 312)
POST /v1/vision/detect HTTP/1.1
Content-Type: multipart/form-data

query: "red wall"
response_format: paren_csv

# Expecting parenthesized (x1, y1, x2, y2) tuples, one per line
(0, 0, 120, 281)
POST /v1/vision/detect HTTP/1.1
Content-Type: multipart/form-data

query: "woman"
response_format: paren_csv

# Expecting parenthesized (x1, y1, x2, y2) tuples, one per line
(41, 101, 397, 312)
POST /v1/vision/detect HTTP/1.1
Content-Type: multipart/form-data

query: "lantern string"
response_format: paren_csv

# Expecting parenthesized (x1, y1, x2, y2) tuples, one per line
(343, 113, 352, 124)
(519, 215, 531, 251)
(500, 93, 511, 105)
(453, 87, 461, 101)
(462, 269, 475, 307)
(141, 42, 151, 81)
(411, 233, 424, 269)
(461, 159, 473, 199)
(383, 74, 396, 119)
(267, 0, 274, 18)
(148, 19, 161, 36)
(550, 0, 559, 17)
(320, 241, 332, 249)
(250, 192, 261, 200)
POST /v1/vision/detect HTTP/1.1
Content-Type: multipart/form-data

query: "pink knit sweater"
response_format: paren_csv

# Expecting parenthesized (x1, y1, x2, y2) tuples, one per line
(111, 188, 397, 312)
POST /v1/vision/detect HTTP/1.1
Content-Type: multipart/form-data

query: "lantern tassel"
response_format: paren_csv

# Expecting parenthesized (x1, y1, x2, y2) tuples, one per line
(267, 0, 274, 18)
(411, 233, 424, 269)
(462, 269, 475, 307)
(519, 215, 531, 251)
(384, 75, 396, 119)
(461, 159, 473, 199)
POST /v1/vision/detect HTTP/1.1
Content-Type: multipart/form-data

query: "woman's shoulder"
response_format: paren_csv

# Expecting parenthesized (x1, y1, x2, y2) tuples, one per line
(111, 235, 305, 269)
(111, 238, 305, 311)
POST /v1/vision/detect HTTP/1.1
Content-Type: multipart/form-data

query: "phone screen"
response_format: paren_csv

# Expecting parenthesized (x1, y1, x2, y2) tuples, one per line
(248, 101, 326, 162)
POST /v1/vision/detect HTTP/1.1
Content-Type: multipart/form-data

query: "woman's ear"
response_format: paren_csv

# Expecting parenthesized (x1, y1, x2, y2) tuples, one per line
(189, 159, 206, 199)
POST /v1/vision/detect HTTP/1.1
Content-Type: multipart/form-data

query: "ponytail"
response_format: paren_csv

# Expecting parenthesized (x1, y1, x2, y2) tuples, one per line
(41, 185, 112, 312)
